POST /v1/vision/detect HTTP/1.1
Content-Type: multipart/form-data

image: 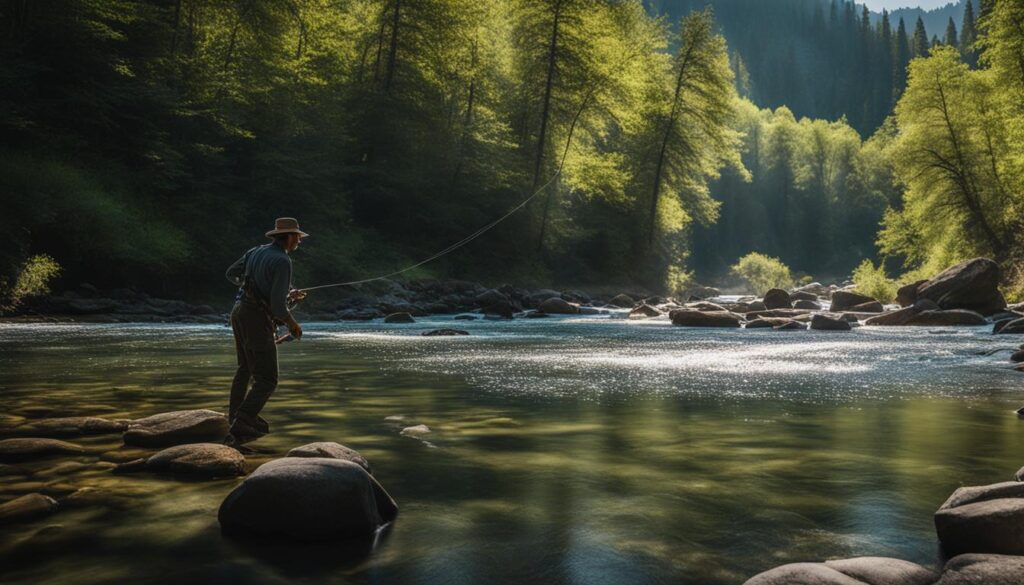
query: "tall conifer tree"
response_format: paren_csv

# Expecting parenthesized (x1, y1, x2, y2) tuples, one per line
(911, 16, 929, 58)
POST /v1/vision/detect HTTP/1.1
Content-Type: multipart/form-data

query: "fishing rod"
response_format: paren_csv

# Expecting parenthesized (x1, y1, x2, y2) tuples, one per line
(294, 169, 563, 295)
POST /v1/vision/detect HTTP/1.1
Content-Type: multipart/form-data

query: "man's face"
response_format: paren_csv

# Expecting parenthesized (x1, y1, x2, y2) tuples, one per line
(286, 234, 302, 252)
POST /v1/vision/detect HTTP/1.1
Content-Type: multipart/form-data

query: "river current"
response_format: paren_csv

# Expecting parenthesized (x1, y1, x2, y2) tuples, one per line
(1, 316, 1022, 584)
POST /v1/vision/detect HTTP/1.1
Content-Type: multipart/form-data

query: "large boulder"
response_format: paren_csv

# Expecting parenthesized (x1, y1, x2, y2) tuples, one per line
(905, 309, 987, 326)
(0, 493, 59, 524)
(118, 443, 245, 478)
(669, 309, 741, 328)
(689, 301, 728, 312)
(744, 557, 936, 585)
(537, 297, 579, 315)
(474, 289, 508, 308)
(762, 288, 792, 310)
(286, 442, 370, 473)
(3, 416, 128, 438)
(912, 258, 1006, 315)
(0, 438, 85, 462)
(829, 291, 877, 312)
(897, 280, 928, 307)
(218, 457, 397, 541)
(935, 481, 1024, 556)
(123, 410, 229, 448)
(811, 314, 852, 331)
(482, 300, 514, 319)
(933, 554, 1024, 585)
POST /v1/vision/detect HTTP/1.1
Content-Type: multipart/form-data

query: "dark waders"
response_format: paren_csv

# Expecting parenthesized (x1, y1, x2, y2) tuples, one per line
(228, 293, 278, 441)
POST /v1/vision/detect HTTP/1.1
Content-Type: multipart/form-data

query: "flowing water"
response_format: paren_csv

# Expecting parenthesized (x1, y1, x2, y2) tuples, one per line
(1, 316, 1022, 584)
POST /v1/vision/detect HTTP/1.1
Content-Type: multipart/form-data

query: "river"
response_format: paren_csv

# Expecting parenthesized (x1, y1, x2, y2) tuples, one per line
(1, 316, 1022, 584)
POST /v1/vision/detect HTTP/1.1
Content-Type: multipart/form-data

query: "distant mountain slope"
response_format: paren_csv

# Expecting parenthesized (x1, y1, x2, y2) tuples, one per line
(873, 1, 970, 39)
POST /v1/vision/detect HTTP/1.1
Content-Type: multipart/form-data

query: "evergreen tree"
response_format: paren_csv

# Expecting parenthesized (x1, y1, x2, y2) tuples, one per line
(944, 17, 958, 48)
(893, 17, 910, 98)
(960, 0, 978, 66)
(911, 16, 930, 58)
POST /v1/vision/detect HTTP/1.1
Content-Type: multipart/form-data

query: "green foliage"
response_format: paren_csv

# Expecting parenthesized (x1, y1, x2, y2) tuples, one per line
(730, 252, 793, 294)
(1, 255, 61, 311)
(851, 259, 896, 303)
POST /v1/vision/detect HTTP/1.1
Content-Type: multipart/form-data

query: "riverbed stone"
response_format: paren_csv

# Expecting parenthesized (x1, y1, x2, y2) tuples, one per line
(422, 328, 469, 336)
(287, 442, 370, 472)
(0, 438, 86, 463)
(400, 424, 431, 436)
(629, 304, 661, 319)
(0, 493, 59, 524)
(762, 289, 792, 310)
(773, 320, 806, 330)
(218, 457, 397, 541)
(793, 299, 821, 310)
(119, 443, 245, 478)
(669, 309, 741, 328)
(538, 297, 579, 314)
(811, 314, 851, 331)
(935, 481, 1024, 556)
(829, 291, 877, 312)
(790, 291, 818, 302)
(3, 416, 129, 438)
(848, 300, 884, 313)
(122, 410, 229, 447)
(905, 309, 987, 326)
(744, 557, 936, 585)
(934, 554, 1024, 585)
(1012, 350, 1024, 363)
(746, 317, 797, 329)
(608, 294, 635, 308)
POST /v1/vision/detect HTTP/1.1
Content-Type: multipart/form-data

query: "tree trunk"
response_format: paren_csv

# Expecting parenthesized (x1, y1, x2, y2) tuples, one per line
(384, 0, 402, 94)
(534, 0, 563, 253)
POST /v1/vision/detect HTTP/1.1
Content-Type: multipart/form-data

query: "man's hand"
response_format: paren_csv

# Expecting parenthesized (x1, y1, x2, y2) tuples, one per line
(288, 321, 303, 340)
(287, 289, 307, 303)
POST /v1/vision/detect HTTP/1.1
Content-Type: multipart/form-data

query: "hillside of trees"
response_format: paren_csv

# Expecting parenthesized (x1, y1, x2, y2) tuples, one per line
(0, 0, 1021, 306)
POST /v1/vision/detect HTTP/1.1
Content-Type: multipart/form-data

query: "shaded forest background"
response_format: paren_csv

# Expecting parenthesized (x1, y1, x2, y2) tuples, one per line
(0, 0, 1021, 303)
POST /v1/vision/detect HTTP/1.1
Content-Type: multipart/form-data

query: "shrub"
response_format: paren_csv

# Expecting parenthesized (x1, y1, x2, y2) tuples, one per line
(665, 265, 695, 298)
(852, 259, 897, 302)
(730, 252, 793, 294)
(1, 254, 61, 311)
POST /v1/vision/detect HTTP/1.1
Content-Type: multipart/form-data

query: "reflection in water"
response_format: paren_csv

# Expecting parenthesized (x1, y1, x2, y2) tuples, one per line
(0, 317, 1022, 584)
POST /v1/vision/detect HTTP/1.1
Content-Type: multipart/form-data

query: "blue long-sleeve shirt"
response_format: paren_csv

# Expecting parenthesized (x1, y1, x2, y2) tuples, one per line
(225, 242, 293, 321)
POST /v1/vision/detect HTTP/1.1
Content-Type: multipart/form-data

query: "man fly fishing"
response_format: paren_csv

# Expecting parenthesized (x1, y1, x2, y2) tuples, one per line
(224, 217, 308, 445)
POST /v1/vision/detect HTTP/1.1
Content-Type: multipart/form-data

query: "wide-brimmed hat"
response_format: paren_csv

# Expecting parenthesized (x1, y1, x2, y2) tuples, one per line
(265, 217, 309, 239)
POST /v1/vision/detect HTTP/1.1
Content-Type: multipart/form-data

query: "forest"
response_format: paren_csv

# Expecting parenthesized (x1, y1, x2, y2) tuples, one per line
(0, 0, 1021, 304)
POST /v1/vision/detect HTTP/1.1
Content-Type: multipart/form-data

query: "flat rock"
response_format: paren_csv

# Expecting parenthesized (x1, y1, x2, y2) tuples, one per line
(830, 291, 877, 312)
(811, 314, 852, 331)
(746, 317, 798, 329)
(669, 309, 741, 328)
(744, 557, 935, 585)
(848, 300, 884, 313)
(934, 554, 1024, 585)
(120, 443, 245, 478)
(0, 493, 59, 524)
(218, 457, 397, 541)
(421, 328, 469, 336)
(0, 438, 86, 463)
(935, 482, 1024, 556)
(773, 320, 806, 330)
(453, 314, 478, 321)
(537, 297, 578, 314)
(905, 309, 987, 326)
(793, 299, 821, 310)
(122, 410, 229, 448)
(3, 416, 129, 438)
(400, 424, 431, 437)
(286, 442, 370, 472)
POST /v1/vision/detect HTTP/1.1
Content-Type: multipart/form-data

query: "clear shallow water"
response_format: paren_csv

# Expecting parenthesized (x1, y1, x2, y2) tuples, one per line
(0, 316, 1022, 585)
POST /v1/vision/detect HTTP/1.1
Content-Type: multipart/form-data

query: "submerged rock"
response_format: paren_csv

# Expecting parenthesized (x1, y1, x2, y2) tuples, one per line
(287, 442, 370, 473)
(400, 424, 431, 437)
(935, 481, 1024, 556)
(0, 438, 86, 463)
(745, 317, 796, 329)
(810, 314, 851, 331)
(669, 309, 741, 328)
(628, 304, 661, 319)
(934, 554, 1024, 585)
(122, 410, 229, 448)
(744, 557, 936, 585)
(384, 312, 415, 324)
(218, 457, 397, 541)
(3, 416, 128, 438)
(0, 493, 59, 524)
(453, 314, 478, 321)
(422, 329, 469, 336)
(117, 443, 245, 478)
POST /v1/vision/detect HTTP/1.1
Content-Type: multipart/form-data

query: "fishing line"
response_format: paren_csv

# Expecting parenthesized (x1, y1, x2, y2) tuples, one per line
(296, 169, 563, 293)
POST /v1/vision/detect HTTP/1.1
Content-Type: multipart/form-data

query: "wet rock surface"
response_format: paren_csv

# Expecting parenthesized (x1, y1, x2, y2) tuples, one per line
(116, 443, 245, 478)
(286, 442, 371, 472)
(0, 493, 60, 524)
(122, 410, 229, 448)
(933, 554, 1024, 585)
(0, 438, 86, 463)
(935, 481, 1024, 556)
(669, 309, 742, 328)
(744, 557, 936, 585)
(1, 416, 129, 438)
(810, 314, 852, 331)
